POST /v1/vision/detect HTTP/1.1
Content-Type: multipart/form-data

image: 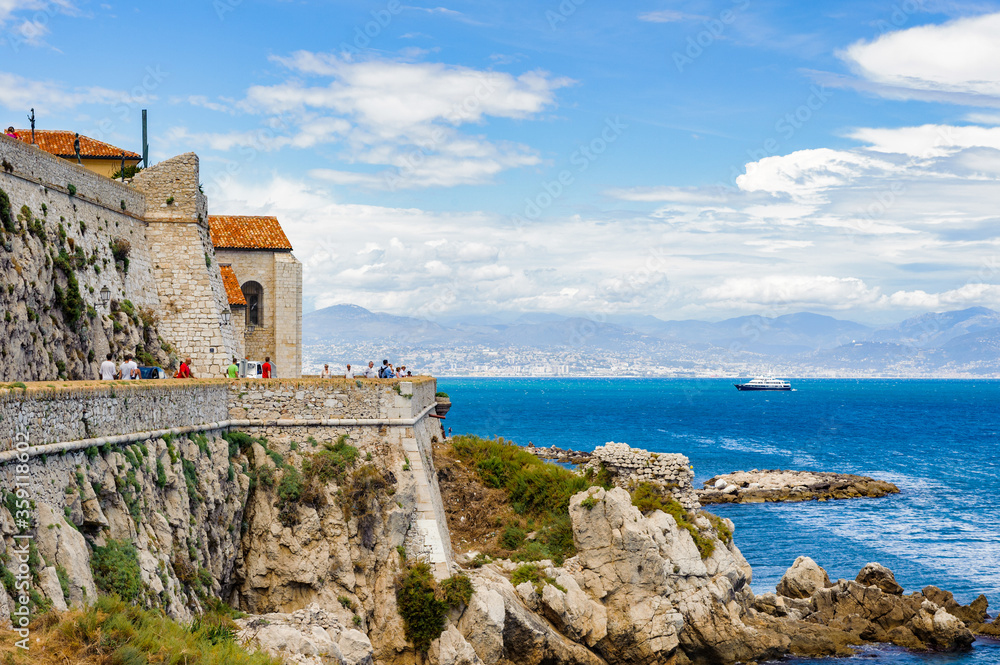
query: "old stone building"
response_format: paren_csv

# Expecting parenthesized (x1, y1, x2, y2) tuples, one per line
(0, 131, 303, 381)
(12, 129, 142, 178)
(209, 215, 303, 378)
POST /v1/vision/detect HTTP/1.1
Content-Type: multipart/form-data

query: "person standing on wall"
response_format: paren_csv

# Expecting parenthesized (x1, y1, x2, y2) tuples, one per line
(345, 364, 354, 379)
(262, 357, 272, 379)
(99, 353, 117, 381)
(365, 361, 377, 378)
(227, 357, 239, 378)
(320, 364, 332, 379)
(121, 354, 139, 380)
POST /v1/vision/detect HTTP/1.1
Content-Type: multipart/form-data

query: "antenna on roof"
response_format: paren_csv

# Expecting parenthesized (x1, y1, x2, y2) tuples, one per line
(27, 108, 35, 144)
(141, 109, 148, 167)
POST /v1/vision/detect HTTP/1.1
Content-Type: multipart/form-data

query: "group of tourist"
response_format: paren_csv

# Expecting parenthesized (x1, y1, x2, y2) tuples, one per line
(319, 359, 413, 379)
(98, 353, 141, 380)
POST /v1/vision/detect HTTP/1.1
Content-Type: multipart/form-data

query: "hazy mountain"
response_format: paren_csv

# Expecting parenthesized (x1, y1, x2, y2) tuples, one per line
(302, 304, 1000, 375)
(303, 304, 454, 345)
(869, 307, 1000, 348)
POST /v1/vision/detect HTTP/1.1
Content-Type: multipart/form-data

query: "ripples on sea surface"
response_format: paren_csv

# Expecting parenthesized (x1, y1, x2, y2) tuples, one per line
(438, 378, 1000, 664)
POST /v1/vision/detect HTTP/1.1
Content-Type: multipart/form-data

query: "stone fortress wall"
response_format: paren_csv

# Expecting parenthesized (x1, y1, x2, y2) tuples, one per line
(585, 441, 700, 510)
(0, 376, 452, 576)
(0, 133, 159, 312)
(0, 133, 145, 216)
(131, 153, 241, 377)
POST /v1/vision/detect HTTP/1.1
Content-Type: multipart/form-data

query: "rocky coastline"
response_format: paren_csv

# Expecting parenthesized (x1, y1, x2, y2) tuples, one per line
(699, 469, 900, 504)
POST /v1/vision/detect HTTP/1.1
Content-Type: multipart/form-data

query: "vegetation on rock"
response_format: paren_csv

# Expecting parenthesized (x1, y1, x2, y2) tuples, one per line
(395, 563, 472, 653)
(0, 595, 279, 665)
(90, 538, 144, 602)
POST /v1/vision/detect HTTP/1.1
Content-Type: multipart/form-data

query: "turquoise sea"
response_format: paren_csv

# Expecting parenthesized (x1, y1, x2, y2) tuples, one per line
(438, 378, 1000, 664)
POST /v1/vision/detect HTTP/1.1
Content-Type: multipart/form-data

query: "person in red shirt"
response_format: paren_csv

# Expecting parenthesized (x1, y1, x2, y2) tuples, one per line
(175, 358, 193, 378)
(262, 357, 272, 379)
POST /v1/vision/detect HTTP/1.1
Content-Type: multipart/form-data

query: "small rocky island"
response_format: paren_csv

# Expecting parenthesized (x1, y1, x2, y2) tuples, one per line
(699, 469, 900, 504)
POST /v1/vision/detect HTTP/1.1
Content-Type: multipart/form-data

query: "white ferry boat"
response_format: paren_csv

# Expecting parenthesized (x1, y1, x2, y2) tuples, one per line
(734, 377, 791, 391)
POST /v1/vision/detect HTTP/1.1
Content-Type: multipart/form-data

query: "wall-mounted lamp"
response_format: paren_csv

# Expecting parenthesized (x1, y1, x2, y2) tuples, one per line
(100, 285, 111, 308)
(222, 310, 231, 325)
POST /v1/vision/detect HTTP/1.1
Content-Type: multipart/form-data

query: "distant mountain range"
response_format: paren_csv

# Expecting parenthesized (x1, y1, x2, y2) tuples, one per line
(303, 304, 1000, 376)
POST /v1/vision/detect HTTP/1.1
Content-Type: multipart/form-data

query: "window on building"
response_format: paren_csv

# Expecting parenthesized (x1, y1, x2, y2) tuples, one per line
(242, 281, 263, 327)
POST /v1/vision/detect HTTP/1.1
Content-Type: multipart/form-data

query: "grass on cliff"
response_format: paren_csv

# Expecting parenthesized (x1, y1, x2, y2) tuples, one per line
(631, 482, 732, 559)
(0, 595, 280, 665)
(438, 435, 611, 564)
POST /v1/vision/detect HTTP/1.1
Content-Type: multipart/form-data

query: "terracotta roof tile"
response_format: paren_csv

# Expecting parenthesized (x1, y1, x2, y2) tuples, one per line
(208, 215, 293, 251)
(13, 130, 141, 160)
(219, 265, 247, 306)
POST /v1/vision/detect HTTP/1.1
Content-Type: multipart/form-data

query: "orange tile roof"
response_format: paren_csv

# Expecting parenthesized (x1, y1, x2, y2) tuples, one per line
(13, 129, 141, 160)
(208, 215, 293, 251)
(219, 264, 247, 306)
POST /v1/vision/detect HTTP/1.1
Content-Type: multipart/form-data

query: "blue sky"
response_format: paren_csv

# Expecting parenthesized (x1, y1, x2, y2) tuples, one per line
(4, 0, 1000, 323)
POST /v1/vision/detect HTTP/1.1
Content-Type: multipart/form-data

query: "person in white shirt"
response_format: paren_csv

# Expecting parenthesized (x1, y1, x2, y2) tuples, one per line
(345, 364, 354, 379)
(120, 354, 139, 380)
(99, 353, 117, 381)
(320, 364, 332, 379)
(364, 361, 377, 378)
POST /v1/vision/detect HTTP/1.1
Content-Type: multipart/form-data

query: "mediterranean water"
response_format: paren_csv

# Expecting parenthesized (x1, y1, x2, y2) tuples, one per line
(438, 377, 1000, 664)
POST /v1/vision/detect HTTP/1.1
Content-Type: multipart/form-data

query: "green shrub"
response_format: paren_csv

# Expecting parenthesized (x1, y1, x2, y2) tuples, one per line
(303, 438, 358, 484)
(91, 539, 143, 601)
(631, 482, 714, 558)
(223, 430, 256, 457)
(0, 187, 14, 233)
(500, 524, 525, 550)
(440, 573, 473, 608)
(155, 459, 167, 488)
(396, 563, 448, 652)
(435, 391, 449, 398)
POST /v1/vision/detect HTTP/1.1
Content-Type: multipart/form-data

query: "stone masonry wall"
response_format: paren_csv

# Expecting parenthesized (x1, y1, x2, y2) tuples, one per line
(214, 248, 302, 378)
(0, 134, 145, 216)
(274, 253, 302, 378)
(585, 442, 700, 511)
(133, 154, 239, 377)
(0, 381, 230, 448)
(0, 135, 172, 380)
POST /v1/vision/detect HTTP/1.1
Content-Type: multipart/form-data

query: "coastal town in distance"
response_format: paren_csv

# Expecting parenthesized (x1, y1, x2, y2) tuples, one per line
(302, 304, 1000, 378)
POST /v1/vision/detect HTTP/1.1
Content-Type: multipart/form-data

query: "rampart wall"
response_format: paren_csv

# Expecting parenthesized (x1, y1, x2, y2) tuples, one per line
(0, 134, 145, 216)
(0, 376, 452, 575)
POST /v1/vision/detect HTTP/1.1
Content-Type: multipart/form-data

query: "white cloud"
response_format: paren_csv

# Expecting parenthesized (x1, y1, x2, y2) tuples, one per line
(0, 71, 125, 111)
(847, 124, 1000, 157)
(183, 53, 573, 189)
(839, 12, 1000, 104)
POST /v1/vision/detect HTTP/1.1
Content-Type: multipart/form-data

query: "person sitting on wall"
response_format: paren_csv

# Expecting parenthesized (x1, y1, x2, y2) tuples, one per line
(175, 358, 194, 378)
(121, 354, 139, 380)
(4, 127, 18, 139)
(320, 364, 332, 379)
(364, 361, 377, 378)
(227, 357, 239, 378)
(262, 357, 272, 379)
(99, 353, 117, 381)
(345, 363, 354, 379)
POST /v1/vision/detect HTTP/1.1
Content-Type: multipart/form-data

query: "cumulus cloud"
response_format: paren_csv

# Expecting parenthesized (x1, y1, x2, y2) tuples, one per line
(837, 11, 1000, 105)
(177, 52, 572, 189)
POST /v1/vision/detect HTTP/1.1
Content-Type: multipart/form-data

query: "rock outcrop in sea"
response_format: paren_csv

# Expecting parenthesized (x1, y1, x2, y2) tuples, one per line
(699, 469, 900, 504)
